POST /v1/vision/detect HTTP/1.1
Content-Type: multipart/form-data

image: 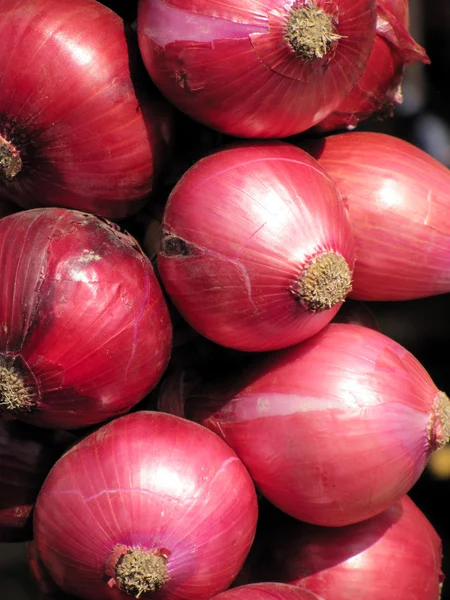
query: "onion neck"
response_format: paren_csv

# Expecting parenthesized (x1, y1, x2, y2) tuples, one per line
(0, 135, 22, 179)
(108, 546, 169, 597)
(429, 391, 450, 451)
(285, 3, 342, 61)
(0, 357, 37, 416)
(295, 251, 352, 311)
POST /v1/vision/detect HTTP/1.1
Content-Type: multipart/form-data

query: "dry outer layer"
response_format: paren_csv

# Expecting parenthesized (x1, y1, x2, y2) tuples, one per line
(0, 135, 22, 179)
(114, 548, 168, 598)
(285, 4, 343, 61)
(0, 360, 35, 416)
(296, 251, 352, 311)
(429, 391, 450, 449)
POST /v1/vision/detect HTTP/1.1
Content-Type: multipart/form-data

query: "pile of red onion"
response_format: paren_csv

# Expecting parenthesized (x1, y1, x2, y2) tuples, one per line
(0, 0, 448, 599)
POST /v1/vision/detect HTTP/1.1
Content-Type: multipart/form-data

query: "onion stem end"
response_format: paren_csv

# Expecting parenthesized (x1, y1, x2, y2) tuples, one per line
(0, 359, 36, 416)
(429, 391, 450, 451)
(296, 251, 352, 311)
(0, 135, 22, 179)
(114, 547, 168, 598)
(285, 4, 343, 61)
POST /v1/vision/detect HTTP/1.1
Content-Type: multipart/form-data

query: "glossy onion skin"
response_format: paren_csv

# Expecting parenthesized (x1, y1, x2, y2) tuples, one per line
(34, 411, 258, 600)
(186, 323, 446, 526)
(137, 0, 377, 138)
(305, 132, 450, 300)
(315, 0, 429, 132)
(0, 421, 73, 542)
(257, 496, 444, 600)
(0, 0, 173, 219)
(0, 208, 172, 429)
(158, 143, 355, 352)
(212, 583, 324, 600)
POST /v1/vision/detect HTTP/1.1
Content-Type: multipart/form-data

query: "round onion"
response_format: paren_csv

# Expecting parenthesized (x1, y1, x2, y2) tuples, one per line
(304, 132, 450, 300)
(315, 0, 429, 132)
(137, 0, 377, 138)
(179, 323, 450, 526)
(158, 143, 355, 352)
(0, 421, 74, 542)
(0, 0, 173, 219)
(0, 208, 172, 429)
(212, 583, 323, 600)
(250, 496, 444, 600)
(34, 411, 258, 599)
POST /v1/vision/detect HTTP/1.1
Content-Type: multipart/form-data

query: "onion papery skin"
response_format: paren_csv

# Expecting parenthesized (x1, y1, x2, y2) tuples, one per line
(34, 411, 258, 600)
(158, 143, 355, 352)
(0, 0, 174, 220)
(0, 421, 74, 542)
(212, 583, 324, 600)
(0, 208, 172, 429)
(304, 132, 450, 300)
(183, 323, 450, 526)
(315, 0, 429, 132)
(253, 496, 444, 600)
(137, 0, 377, 138)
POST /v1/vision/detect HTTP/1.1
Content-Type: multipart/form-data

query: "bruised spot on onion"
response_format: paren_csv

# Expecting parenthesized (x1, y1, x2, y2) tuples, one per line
(161, 232, 194, 257)
(294, 252, 352, 311)
(113, 548, 168, 597)
(284, 4, 343, 61)
(0, 135, 22, 179)
(0, 356, 38, 416)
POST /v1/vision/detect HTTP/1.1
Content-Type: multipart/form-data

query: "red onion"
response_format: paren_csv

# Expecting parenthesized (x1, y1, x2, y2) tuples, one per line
(0, 0, 173, 219)
(158, 143, 355, 352)
(251, 496, 445, 600)
(315, 0, 429, 132)
(178, 323, 450, 526)
(0, 421, 75, 542)
(137, 0, 377, 138)
(0, 208, 172, 429)
(212, 583, 323, 600)
(304, 132, 450, 300)
(34, 411, 258, 599)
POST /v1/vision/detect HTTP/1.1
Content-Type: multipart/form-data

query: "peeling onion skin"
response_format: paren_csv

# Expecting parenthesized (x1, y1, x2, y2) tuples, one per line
(0, 208, 172, 429)
(0, 0, 174, 219)
(315, 0, 429, 132)
(34, 411, 258, 600)
(137, 0, 377, 138)
(304, 132, 450, 300)
(212, 583, 324, 600)
(158, 142, 355, 352)
(247, 496, 444, 600)
(183, 323, 450, 526)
